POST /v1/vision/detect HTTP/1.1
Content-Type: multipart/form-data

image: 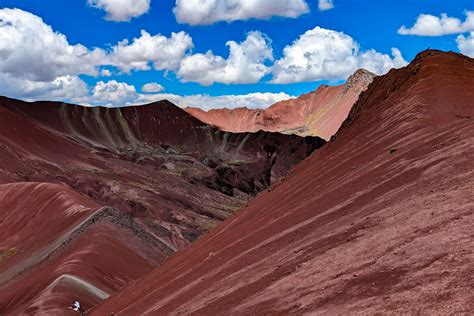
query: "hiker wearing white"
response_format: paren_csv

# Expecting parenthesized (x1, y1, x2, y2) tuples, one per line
(69, 301, 81, 312)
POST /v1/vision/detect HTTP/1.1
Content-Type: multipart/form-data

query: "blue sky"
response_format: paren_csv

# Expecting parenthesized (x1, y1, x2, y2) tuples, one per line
(0, 0, 473, 109)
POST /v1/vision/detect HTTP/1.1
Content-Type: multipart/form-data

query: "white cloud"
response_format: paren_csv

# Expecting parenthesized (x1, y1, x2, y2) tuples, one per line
(89, 80, 138, 106)
(0, 8, 101, 102)
(0, 8, 278, 100)
(0, 9, 193, 79)
(87, 0, 151, 22)
(390, 48, 408, 67)
(318, 0, 334, 11)
(457, 32, 474, 57)
(177, 31, 273, 85)
(0, 74, 88, 101)
(42, 76, 89, 100)
(173, 0, 309, 25)
(101, 69, 112, 77)
(357, 48, 407, 75)
(398, 11, 474, 36)
(80, 80, 291, 110)
(108, 30, 193, 73)
(271, 27, 407, 84)
(138, 92, 293, 110)
(0, 8, 412, 107)
(0, 8, 105, 82)
(142, 82, 165, 93)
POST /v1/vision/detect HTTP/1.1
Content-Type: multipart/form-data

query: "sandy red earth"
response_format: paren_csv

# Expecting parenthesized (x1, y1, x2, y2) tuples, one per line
(93, 50, 474, 315)
(0, 97, 324, 314)
(186, 69, 374, 141)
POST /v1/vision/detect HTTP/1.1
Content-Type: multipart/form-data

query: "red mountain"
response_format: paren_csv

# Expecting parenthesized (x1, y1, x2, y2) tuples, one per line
(94, 50, 474, 315)
(186, 69, 375, 140)
(0, 97, 324, 314)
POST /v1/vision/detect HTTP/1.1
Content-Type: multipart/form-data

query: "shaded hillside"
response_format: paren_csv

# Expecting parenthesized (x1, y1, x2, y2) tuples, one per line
(186, 69, 375, 140)
(0, 97, 324, 314)
(94, 50, 474, 315)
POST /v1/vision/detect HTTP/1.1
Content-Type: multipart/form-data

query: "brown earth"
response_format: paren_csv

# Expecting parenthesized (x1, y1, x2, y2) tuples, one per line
(186, 69, 375, 140)
(0, 97, 324, 314)
(94, 50, 474, 315)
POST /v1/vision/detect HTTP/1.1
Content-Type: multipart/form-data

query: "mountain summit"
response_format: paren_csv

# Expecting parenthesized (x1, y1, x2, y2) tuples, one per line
(186, 69, 375, 140)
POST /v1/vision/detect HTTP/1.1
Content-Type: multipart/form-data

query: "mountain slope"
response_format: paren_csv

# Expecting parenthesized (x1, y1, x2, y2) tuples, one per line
(186, 69, 375, 140)
(0, 98, 324, 314)
(0, 183, 162, 314)
(94, 50, 474, 315)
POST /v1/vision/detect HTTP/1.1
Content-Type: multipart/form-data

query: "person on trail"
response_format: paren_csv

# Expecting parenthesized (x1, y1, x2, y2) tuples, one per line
(70, 301, 81, 312)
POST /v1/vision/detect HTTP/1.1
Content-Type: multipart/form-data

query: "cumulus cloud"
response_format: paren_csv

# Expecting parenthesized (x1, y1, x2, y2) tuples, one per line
(398, 11, 474, 36)
(87, 0, 151, 22)
(0, 8, 102, 102)
(318, 0, 334, 11)
(108, 30, 193, 73)
(87, 80, 139, 106)
(357, 48, 407, 75)
(457, 32, 474, 57)
(101, 69, 112, 77)
(81, 80, 291, 109)
(142, 82, 165, 93)
(133, 92, 292, 111)
(177, 31, 273, 85)
(0, 8, 269, 101)
(0, 8, 105, 82)
(173, 0, 309, 25)
(151, 92, 293, 110)
(0, 9, 193, 97)
(0, 74, 88, 101)
(35, 76, 88, 100)
(0, 8, 411, 108)
(271, 27, 407, 84)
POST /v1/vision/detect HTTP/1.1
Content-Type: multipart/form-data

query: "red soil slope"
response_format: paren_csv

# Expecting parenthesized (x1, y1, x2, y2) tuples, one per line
(0, 183, 162, 314)
(0, 182, 100, 282)
(0, 97, 324, 313)
(0, 97, 323, 240)
(186, 69, 374, 140)
(94, 50, 474, 315)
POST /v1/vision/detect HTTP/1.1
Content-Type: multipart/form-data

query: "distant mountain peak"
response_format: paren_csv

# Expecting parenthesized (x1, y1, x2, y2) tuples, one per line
(186, 69, 374, 140)
(347, 69, 376, 84)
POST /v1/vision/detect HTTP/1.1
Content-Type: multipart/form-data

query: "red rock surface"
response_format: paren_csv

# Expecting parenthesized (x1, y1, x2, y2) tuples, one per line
(186, 69, 375, 140)
(0, 98, 323, 314)
(94, 50, 474, 315)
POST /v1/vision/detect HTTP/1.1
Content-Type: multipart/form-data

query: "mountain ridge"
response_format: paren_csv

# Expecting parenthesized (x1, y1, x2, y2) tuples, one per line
(93, 49, 474, 315)
(0, 96, 324, 314)
(185, 69, 375, 140)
